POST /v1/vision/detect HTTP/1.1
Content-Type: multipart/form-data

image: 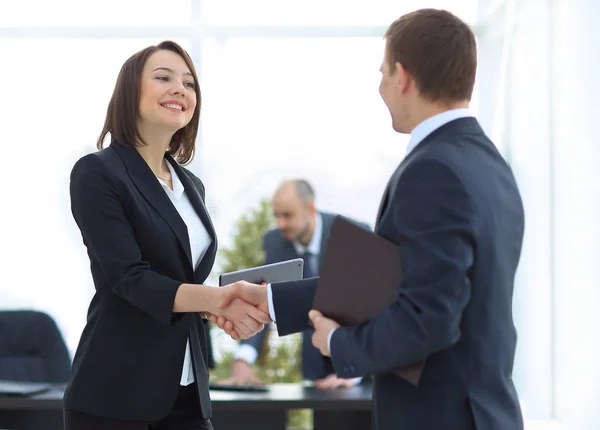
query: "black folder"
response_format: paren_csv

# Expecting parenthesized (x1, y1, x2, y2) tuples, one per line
(312, 215, 425, 386)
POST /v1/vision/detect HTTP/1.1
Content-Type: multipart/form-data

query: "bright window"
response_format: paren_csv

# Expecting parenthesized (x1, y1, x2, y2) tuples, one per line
(201, 0, 477, 26)
(0, 0, 192, 26)
(198, 36, 406, 246)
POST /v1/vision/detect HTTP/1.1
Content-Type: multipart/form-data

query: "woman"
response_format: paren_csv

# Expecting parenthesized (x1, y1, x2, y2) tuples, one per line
(64, 41, 270, 430)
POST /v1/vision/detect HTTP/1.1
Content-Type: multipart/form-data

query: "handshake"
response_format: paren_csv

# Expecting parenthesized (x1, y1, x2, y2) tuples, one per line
(209, 281, 271, 341)
(208, 280, 340, 357)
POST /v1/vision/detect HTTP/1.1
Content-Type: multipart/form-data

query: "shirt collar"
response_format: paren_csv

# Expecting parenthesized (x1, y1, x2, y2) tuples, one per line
(158, 159, 185, 200)
(292, 212, 322, 256)
(406, 108, 473, 156)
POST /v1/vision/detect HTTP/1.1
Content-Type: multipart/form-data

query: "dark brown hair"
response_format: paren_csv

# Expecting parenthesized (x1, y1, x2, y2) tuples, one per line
(385, 8, 477, 103)
(97, 41, 200, 164)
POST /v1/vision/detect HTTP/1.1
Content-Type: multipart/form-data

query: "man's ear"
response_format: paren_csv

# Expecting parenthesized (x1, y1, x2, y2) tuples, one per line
(395, 62, 411, 93)
(307, 201, 317, 217)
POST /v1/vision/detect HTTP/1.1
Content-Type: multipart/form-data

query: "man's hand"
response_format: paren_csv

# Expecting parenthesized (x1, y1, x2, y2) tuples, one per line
(218, 360, 264, 386)
(314, 374, 359, 390)
(210, 281, 269, 340)
(308, 310, 340, 357)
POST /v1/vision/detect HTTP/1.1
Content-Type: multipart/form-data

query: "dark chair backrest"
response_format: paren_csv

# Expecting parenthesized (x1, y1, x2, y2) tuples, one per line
(0, 310, 71, 383)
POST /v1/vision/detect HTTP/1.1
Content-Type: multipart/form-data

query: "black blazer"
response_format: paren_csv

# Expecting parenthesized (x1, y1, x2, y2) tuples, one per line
(241, 212, 369, 379)
(64, 141, 217, 422)
(270, 118, 525, 430)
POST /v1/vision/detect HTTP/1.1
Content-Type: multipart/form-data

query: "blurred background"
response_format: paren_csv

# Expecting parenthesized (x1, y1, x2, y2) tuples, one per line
(0, 0, 598, 429)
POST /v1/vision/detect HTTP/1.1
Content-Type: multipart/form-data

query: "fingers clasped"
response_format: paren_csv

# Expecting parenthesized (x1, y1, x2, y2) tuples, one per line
(211, 281, 271, 340)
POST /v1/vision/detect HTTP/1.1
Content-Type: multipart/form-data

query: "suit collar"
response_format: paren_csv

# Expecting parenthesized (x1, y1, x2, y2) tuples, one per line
(406, 108, 473, 156)
(283, 212, 333, 269)
(375, 117, 483, 224)
(291, 212, 323, 256)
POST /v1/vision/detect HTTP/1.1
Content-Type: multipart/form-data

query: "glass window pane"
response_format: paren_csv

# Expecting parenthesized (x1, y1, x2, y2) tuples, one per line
(0, 38, 189, 353)
(0, 0, 191, 27)
(202, 0, 477, 26)
(198, 37, 405, 250)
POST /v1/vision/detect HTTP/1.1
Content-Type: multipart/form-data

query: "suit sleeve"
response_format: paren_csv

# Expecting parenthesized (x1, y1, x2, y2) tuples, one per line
(330, 157, 477, 378)
(270, 277, 318, 336)
(70, 155, 183, 326)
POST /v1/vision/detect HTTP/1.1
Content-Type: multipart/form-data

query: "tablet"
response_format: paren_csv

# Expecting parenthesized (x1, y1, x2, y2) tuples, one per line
(218, 258, 304, 286)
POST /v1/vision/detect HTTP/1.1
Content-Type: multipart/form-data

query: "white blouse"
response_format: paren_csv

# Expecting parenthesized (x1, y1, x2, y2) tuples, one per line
(157, 160, 212, 386)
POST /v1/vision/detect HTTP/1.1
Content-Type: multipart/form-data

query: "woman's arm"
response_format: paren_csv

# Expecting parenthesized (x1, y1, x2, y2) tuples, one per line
(174, 283, 270, 337)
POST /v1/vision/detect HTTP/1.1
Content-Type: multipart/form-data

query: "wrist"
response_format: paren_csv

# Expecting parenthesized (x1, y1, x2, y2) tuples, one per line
(258, 285, 269, 315)
(202, 284, 223, 316)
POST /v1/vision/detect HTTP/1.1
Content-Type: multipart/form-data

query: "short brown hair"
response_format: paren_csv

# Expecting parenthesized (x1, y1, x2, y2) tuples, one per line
(97, 41, 200, 164)
(385, 9, 477, 103)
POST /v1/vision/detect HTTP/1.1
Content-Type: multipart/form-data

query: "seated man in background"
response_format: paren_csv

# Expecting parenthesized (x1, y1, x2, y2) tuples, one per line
(220, 179, 369, 389)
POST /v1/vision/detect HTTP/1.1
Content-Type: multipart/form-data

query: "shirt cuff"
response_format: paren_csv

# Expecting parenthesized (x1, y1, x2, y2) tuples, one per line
(233, 344, 259, 365)
(267, 283, 276, 322)
(327, 328, 337, 356)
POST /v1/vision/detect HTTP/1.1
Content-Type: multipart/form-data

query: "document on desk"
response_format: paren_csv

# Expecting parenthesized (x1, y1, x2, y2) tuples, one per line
(312, 215, 425, 386)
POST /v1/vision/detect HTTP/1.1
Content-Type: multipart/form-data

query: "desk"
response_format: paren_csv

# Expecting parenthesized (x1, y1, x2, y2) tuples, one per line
(0, 383, 372, 430)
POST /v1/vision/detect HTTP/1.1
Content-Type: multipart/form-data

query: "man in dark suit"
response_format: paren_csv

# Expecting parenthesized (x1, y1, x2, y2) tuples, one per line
(221, 179, 367, 389)
(215, 8, 525, 430)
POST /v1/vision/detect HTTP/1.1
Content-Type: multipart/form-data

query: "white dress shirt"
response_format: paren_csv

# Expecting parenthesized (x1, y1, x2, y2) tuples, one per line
(235, 214, 323, 364)
(405, 108, 472, 155)
(157, 160, 212, 386)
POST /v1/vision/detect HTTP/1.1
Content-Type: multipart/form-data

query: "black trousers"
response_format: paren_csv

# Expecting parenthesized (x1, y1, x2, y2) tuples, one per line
(64, 383, 213, 430)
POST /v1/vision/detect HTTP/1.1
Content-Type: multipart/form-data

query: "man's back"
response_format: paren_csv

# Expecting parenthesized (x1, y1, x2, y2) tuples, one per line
(370, 117, 524, 429)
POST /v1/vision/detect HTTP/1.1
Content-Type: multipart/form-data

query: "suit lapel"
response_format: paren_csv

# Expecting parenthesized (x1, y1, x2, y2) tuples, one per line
(282, 240, 299, 260)
(376, 158, 411, 225)
(168, 158, 218, 281)
(111, 142, 194, 267)
(375, 179, 393, 225)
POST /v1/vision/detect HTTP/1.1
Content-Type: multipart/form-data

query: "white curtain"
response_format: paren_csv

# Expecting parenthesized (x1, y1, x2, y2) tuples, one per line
(476, 0, 600, 428)
(551, 0, 600, 428)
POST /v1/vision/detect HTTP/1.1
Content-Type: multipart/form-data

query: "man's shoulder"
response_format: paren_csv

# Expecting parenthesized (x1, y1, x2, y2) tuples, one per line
(318, 211, 338, 228)
(263, 227, 285, 245)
